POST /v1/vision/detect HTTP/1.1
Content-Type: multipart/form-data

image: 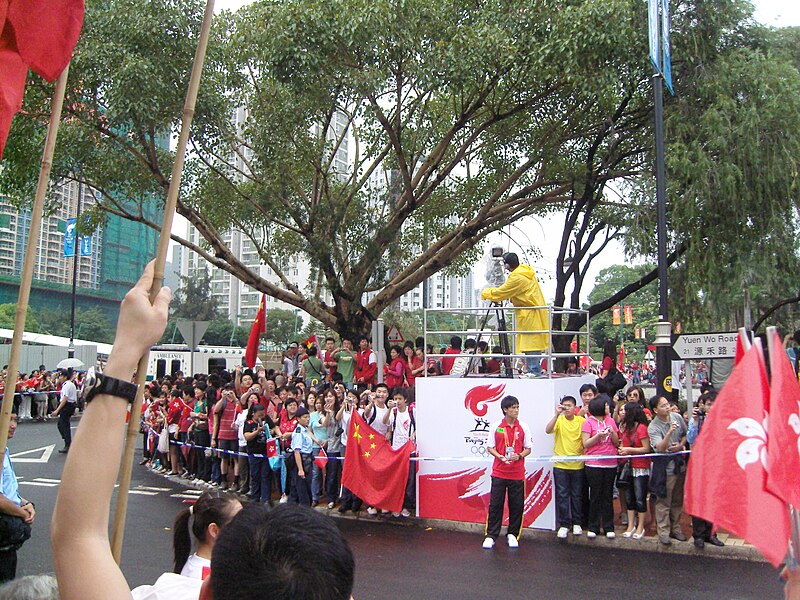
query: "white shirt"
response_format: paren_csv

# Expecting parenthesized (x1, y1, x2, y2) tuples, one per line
(235, 410, 247, 447)
(131, 573, 203, 600)
(60, 380, 77, 404)
(180, 553, 211, 580)
(366, 404, 390, 436)
(390, 409, 412, 449)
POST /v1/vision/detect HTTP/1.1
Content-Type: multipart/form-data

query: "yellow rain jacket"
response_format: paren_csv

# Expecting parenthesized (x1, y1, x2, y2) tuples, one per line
(480, 264, 549, 352)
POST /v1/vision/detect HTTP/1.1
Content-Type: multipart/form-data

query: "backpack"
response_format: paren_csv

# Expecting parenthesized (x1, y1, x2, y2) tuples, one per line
(390, 406, 415, 447)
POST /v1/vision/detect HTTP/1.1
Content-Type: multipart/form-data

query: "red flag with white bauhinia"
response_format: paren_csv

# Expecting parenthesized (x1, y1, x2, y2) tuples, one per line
(0, 0, 84, 159)
(342, 409, 413, 513)
(685, 335, 790, 567)
(766, 329, 800, 509)
(244, 295, 266, 369)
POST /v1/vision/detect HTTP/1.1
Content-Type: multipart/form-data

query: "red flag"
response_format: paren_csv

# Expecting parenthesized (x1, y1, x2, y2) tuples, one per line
(767, 330, 800, 508)
(0, 0, 84, 159)
(685, 339, 790, 566)
(734, 328, 749, 365)
(244, 295, 266, 369)
(314, 447, 328, 470)
(341, 410, 413, 513)
(303, 334, 318, 349)
(618, 342, 625, 371)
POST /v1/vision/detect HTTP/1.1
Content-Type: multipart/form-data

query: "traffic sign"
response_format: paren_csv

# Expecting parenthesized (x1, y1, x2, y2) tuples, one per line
(672, 332, 737, 359)
(386, 324, 404, 343)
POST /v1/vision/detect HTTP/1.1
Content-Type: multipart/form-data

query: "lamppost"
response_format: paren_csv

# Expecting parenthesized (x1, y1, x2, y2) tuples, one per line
(293, 309, 301, 340)
(67, 180, 82, 359)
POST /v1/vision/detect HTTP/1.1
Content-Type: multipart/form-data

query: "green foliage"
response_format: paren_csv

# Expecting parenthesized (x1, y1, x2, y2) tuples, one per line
(263, 308, 298, 346)
(0, 305, 41, 332)
(172, 271, 220, 321)
(586, 265, 659, 358)
(32, 306, 114, 343)
(202, 317, 250, 347)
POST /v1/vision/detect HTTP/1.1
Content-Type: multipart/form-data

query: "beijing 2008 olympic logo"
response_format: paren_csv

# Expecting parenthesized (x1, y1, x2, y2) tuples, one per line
(464, 384, 506, 455)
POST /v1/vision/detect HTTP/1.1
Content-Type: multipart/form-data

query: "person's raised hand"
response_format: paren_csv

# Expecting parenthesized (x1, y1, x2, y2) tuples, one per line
(110, 261, 171, 370)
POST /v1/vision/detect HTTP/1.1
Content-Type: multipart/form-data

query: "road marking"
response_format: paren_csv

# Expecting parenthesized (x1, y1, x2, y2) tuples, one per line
(10, 445, 55, 463)
(136, 486, 171, 492)
(128, 490, 158, 496)
(181, 489, 202, 495)
(34, 478, 61, 484)
(170, 493, 200, 499)
(20, 481, 58, 487)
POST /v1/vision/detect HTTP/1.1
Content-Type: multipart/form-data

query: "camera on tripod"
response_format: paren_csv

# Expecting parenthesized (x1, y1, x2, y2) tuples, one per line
(485, 246, 506, 288)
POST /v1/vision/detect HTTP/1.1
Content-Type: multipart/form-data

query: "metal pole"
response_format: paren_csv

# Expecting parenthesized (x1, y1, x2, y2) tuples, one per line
(68, 181, 81, 358)
(653, 72, 671, 399)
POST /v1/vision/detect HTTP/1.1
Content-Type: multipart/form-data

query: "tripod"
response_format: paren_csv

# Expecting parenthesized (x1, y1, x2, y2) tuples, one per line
(464, 301, 512, 377)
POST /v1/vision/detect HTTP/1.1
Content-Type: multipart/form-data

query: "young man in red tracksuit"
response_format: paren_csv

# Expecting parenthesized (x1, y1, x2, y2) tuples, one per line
(482, 395, 532, 549)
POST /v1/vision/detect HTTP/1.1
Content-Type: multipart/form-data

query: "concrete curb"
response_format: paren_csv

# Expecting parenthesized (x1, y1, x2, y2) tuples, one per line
(153, 468, 765, 564)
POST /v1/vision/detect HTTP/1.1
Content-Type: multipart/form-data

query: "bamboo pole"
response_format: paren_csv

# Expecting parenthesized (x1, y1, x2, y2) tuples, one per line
(110, 0, 216, 562)
(0, 65, 71, 461)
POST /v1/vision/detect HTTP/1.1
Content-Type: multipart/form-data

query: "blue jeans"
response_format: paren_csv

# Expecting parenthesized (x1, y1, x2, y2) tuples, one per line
(326, 451, 341, 503)
(553, 467, 585, 528)
(523, 351, 542, 375)
(311, 447, 324, 502)
(624, 473, 649, 514)
(248, 454, 273, 503)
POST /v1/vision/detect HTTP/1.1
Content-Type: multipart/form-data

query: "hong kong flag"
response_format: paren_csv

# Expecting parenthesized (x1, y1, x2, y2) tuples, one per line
(342, 410, 413, 513)
(685, 337, 790, 567)
(766, 329, 800, 508)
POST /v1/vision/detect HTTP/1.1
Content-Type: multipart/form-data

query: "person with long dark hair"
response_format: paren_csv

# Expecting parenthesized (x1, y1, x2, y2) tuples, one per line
(599, 339, 617, 380)
(618, 402, 651, 539)
(581, 395, 620, 539)
(172, 491, 242, 578)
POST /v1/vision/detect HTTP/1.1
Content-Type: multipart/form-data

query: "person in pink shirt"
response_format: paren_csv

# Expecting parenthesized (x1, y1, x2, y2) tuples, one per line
(581, 395, 619, 539)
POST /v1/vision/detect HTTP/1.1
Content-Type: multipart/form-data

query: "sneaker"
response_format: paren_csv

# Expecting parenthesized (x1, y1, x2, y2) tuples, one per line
(367, 507, 378, 516)
(572, 525, 583, 536)
(279, 494, 288, 504)
(587, 531, 597, 539)
(392, 512, 401, 518)
(507, 534, 519, 548)
(606, 531, 616, 539)
(380, 509, 390, 514)
(482, 537, 495, 549)
(327, 502, 335, 509)
(659, 534, 672, 545)
(209, 481, 219, 487)
(557, 527, 569, 539)
(401, 508, 411, 518)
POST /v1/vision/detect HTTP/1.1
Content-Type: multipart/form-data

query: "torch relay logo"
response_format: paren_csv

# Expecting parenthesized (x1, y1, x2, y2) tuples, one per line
(464, 384, 505, 417)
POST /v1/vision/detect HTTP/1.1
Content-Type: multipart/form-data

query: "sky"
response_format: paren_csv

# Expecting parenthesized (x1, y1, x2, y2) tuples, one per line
(175, 0, 799, 303)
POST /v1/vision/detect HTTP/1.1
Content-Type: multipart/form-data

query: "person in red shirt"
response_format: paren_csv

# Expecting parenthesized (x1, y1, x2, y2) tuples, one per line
(441, 336, 462, 375)
(482, 395, 532, 550)
(212, 384, 239, 490)
(384, 345, 405, 389)
(354, 336, 377, 390)
(323, 337, 338, 382)
(166, 389, 184, 475)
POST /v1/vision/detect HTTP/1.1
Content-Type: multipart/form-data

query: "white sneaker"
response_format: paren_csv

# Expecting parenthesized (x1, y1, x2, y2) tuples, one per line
(606, 531, 616, 539)
(482, 537, 495, 549)
(401, 508, 411, 517)
(507, 534, 519, 548)
(557, 527, 569, 539)
(279, 494, 288, 504)
(587, 531, 597, 539)
(367, 507, 378, 515)
(380, 509, 390, 514)
(572, 525, 583, 536)
(392, 512, 401, 518)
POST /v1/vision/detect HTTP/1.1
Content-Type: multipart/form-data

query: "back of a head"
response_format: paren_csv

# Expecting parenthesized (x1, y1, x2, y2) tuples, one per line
(211, 504, 354, 600)
(588, 395, 610, 418)
(0, 575, 59, 600)
(502, 252, 519, 270)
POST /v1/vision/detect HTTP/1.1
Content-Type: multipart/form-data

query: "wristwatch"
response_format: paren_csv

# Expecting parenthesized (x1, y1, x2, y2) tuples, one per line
(81, 367, 139, 405)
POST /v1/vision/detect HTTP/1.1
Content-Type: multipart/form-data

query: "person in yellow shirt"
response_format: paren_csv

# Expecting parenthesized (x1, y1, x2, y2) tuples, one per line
(545, 396, 585, 538)
(480, 253, 549, 375)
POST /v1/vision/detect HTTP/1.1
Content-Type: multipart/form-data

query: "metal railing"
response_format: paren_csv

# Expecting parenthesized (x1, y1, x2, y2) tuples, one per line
(422, 304, 591, 378)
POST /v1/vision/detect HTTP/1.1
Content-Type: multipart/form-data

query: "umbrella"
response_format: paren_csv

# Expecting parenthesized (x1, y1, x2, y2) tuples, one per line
(56, 357, 85, 370)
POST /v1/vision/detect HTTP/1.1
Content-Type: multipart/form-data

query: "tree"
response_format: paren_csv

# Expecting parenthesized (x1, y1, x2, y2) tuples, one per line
(0, 304, 41, 332)
(3, 0, 798, 342)
(586, 265, 659, 358)
(202, 316, 249, 347)
(172, 271, 220, 321)
(263, 308, 297, 347)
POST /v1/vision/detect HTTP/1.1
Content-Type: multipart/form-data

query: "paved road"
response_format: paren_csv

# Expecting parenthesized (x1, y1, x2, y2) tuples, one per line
(9, 419, 784, 598)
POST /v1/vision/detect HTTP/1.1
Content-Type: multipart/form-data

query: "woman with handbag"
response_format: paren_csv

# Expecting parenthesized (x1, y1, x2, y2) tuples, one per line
(618, 402, 652, 539)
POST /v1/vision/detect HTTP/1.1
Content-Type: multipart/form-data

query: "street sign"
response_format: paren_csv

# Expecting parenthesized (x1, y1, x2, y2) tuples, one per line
(176, 320, 210, 375)
(386, 324, 404, 343)
(672, 332, 737, 359)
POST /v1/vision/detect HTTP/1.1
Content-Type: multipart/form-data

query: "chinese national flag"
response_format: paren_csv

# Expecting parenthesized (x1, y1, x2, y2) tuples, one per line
(244, 295, 266, 368)
(0, 0, 84, 159)
(342, 410, 413, 513)
(685, 339, 790, 566)
(767, 330, 800, 508)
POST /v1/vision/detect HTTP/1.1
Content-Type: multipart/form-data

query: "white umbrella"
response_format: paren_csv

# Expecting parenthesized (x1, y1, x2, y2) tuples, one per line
(56, 357, 85, 370)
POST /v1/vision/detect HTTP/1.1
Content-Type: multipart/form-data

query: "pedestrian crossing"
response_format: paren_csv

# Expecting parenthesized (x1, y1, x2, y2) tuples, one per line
(16, 476, 202, 501)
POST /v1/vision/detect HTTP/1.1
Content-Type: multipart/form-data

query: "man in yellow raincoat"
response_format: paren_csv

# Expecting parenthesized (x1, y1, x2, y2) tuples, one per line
(481, 253, 549, 374)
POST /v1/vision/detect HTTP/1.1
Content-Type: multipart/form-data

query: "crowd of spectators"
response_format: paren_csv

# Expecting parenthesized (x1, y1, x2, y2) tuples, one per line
(546, 383, 725, 548)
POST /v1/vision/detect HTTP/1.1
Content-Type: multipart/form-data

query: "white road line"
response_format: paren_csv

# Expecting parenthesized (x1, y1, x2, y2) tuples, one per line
(10, 444, 55, 463)
(128, 490, 158, 496)
(135, 486, 171, 492)
(34, 478, 61, 484)
(181, 489, 202, 495)
(20, 481, 58, 487)
(170, 494, 200, 499)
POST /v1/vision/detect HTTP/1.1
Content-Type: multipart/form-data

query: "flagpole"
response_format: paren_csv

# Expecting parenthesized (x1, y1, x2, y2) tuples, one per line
(110, 0, 216, 562)
(0, 64, 71, 461)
